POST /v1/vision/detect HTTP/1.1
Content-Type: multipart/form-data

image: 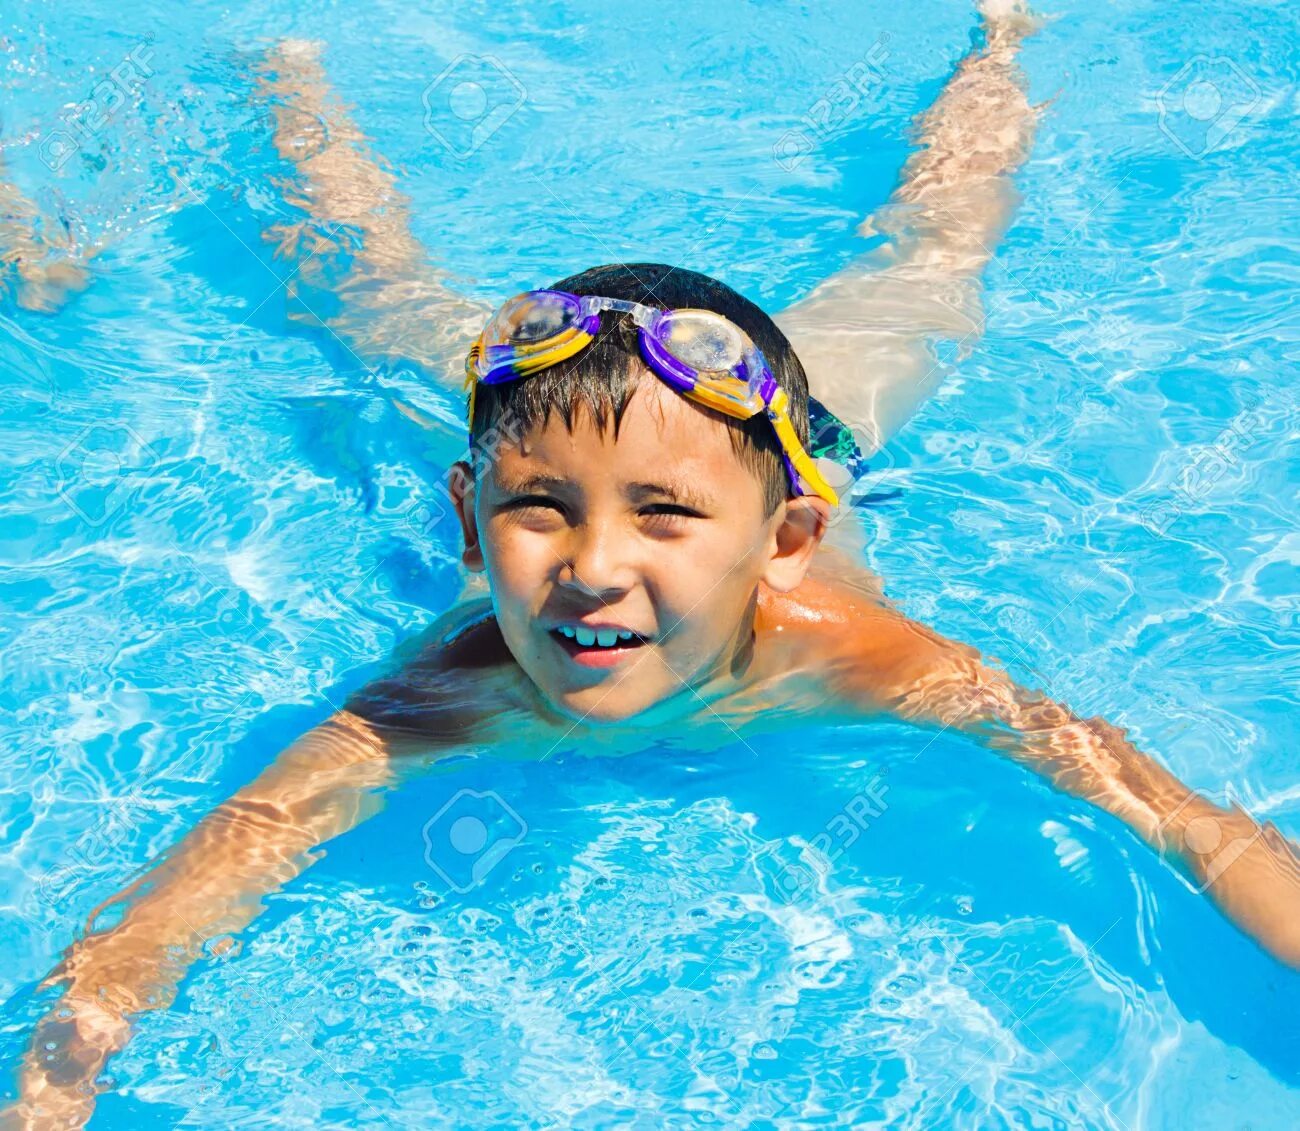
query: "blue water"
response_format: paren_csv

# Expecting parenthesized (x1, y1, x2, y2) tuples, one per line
(3, 0, 1299, 1126)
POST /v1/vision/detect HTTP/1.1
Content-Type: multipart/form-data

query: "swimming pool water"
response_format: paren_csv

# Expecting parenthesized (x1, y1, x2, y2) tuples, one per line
(2, 0, 1298, 1126)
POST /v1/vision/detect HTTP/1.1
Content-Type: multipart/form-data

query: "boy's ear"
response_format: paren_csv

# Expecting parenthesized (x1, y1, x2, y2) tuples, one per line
(760, 495, 829, 593)
(448, 460, 485, 573)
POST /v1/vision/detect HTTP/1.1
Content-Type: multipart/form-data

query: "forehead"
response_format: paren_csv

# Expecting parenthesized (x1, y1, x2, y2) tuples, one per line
(486, 379, 759, 497)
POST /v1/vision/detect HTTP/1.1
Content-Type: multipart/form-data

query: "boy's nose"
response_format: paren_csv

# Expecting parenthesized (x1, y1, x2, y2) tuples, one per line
(557, 524, 636, 597)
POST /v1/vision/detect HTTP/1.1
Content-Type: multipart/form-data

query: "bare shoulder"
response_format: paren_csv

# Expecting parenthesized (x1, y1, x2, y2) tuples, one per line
(344, 598, 526, 743)
(756, 537, 900, 643)
(756, 555, 977, 713)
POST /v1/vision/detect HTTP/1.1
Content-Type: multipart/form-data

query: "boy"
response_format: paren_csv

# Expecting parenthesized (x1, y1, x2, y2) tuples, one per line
(16, 257, 1300, 1122)
(9, 3, 1300, 1125)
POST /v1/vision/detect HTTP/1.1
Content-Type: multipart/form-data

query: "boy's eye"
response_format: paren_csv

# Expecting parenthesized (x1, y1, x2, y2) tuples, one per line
(502, 497, 702, 521)
(641, 504, 699, 519)
(509, 495, 564, 512)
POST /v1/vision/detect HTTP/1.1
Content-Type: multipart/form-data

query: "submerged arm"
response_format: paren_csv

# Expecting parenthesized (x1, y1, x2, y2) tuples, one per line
(8, 711, 394, 1128)
(827, 607, 1300, 969)
(777, 0, 1041, 451)
(8, 612, 515, 1128)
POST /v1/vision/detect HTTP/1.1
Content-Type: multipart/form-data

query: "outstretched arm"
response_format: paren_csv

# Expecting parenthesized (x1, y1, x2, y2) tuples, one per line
(6, 605, 517, 1129)
(777, 0, 1040, 452)
(6, 711, 394, 1129)
(824, 603, 1300, 969)
(254, 40, 488, 384)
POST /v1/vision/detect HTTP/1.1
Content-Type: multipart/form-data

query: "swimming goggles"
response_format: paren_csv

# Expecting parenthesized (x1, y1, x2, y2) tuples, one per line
(463, 289, 841, 507)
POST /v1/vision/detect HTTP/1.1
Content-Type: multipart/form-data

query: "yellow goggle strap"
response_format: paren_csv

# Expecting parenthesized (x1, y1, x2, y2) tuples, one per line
(761, 385, 841, 507)
(682, 380, 840, 507)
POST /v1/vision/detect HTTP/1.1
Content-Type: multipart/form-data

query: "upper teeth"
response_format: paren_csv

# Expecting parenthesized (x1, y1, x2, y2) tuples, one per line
(558, 626, 636, 647)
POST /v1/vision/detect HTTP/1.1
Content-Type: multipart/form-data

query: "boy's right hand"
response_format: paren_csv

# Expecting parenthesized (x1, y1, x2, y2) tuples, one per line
(3, 997, 131, 1130)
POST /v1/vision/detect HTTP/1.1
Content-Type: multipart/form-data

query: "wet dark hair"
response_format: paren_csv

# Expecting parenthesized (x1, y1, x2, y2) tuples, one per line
(466, 262, 811, 518)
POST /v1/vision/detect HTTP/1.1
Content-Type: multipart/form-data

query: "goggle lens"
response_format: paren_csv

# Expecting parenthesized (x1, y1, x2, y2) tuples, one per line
(495, 291, 579, 344)
(659, 310, 745, 374)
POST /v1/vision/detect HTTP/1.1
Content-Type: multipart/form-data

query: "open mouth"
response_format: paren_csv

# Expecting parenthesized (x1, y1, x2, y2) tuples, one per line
(548, 627, 650, 666)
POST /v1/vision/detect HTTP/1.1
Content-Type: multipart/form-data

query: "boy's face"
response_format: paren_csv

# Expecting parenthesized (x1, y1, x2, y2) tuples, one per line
(451, 375, 827, 725)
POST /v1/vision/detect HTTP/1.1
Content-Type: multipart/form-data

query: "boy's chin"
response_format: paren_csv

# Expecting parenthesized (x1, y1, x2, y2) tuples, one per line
(545, 690, 652, 727)
(540, 682, 688, 729)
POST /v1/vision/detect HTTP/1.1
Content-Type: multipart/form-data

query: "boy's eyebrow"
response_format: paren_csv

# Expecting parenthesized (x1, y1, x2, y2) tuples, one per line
(494, 473, 570, 495)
